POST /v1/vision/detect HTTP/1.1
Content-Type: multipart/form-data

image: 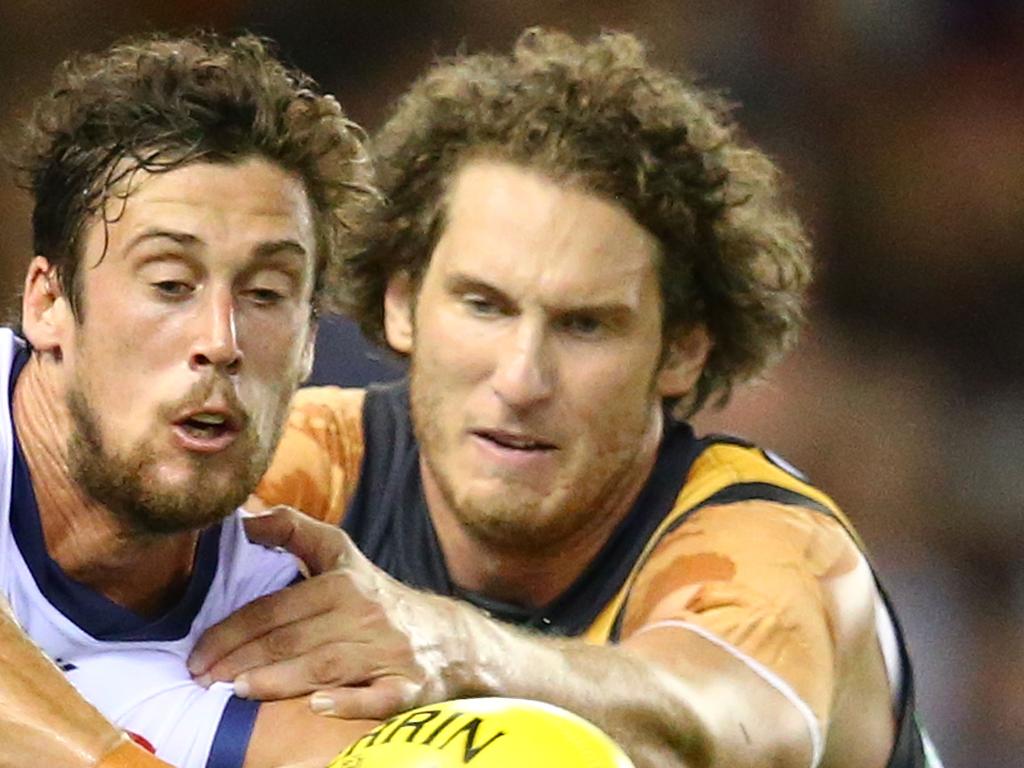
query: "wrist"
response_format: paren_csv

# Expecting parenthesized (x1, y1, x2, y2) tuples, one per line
(435, 596, 508, 698)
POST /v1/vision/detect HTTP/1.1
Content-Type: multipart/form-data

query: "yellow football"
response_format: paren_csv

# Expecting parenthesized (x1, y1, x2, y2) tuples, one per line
(326, 697, 635, 768)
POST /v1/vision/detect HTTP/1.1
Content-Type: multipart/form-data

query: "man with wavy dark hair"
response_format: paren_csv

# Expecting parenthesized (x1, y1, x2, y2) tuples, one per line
(0, 32, 377, 767)
(193, 28, 940, 768)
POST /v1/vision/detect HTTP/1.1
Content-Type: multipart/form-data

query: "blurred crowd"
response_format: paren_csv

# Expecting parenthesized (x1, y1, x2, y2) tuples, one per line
(2, 2, 1021, 764)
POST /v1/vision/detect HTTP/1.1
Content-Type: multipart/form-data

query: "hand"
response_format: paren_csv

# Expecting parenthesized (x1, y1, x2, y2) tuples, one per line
(187, 507, 463, 719)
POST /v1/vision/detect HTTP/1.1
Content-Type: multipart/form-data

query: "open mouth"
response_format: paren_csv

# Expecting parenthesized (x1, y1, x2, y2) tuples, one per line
(179, 412, 234, 440)
(172, 408, 244, 452)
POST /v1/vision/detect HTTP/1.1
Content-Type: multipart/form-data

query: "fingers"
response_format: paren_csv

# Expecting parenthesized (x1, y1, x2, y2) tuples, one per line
(189, 576, 344, 677)
(197, 610, 345, 689)
(243, 506, 354, 576)
(232, 642, 374, 701)
(309, 676, 421, 720)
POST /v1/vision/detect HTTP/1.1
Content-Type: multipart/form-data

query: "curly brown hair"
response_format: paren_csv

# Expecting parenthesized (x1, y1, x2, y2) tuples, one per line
(14, 31, 375, 317)
(339, 28, 811, 413)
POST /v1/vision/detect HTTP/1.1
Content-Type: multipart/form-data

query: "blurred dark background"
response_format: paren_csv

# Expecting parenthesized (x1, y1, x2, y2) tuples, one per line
(2, 2, 1021, 764)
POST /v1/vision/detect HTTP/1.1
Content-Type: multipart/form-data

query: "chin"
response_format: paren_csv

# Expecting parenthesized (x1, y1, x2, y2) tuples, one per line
(455, 494, 564, 548)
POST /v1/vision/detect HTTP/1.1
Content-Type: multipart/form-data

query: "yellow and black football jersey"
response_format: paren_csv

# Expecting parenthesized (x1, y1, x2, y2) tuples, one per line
(257, 380, 935, 768)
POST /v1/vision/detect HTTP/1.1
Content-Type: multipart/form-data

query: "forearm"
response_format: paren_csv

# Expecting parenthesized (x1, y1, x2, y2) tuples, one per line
(429, 601, 705, 768)
(435, 601, 812, 768)
(0, 603, 169, 768)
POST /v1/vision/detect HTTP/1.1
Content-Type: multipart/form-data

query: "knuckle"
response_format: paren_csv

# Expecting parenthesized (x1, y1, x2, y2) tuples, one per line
(245, 597, 280, 629)
(262, 626, 298, 661)
(309, 645, 347, 686)
(389, 678, 421, 709)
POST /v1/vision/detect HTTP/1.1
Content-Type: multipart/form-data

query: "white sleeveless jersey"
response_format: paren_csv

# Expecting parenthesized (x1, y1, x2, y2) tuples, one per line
(0, 329, 300, 768)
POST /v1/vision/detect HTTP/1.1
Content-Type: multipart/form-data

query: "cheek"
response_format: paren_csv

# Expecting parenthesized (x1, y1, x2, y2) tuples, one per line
(71, 315, 170, 403)
(242, 307, 311, 368)
(566, 346, 660, 418)
(417, 310, 494, 383)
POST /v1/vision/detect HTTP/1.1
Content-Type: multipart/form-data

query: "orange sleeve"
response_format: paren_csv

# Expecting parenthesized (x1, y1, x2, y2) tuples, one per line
(619, 501, 858, 724)
(255, 386, 367, 525)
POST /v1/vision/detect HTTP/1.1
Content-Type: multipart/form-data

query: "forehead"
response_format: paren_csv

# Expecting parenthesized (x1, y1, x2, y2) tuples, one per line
(81, 157, 316, 267)
(434, 160, 661, 300)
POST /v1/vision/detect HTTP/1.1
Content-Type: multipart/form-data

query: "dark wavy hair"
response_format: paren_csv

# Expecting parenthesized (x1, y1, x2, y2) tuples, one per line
(339, 28, 811, 413)
(14, 31, 375, 317)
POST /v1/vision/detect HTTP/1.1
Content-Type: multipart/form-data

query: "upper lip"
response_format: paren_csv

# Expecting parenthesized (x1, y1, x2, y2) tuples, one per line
(472, 428, 557, 450)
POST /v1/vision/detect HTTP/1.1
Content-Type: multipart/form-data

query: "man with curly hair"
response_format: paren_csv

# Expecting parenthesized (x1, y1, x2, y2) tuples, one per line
(192, 28, 941, 768)
(0, 32, 378, 767)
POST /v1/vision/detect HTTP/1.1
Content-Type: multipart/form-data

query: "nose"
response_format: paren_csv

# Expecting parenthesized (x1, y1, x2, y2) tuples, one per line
(190, 287, 242, 375)
(490, 320, 554, 409)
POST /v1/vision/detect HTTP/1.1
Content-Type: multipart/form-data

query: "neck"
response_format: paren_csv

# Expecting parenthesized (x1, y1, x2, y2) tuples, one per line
(12, 354, 198, 617)
(424, 410, 664, 609)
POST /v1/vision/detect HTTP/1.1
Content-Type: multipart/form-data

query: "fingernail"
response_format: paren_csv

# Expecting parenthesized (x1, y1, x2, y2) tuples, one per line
(195, 674, 212, 689)
(240, 507, 275, 518)
(233, 675, 251, 699)
(310, 693, 337, 715)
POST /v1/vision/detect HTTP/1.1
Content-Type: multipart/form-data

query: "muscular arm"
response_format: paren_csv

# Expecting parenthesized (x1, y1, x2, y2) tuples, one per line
(190, 504, 892, 768)
(426, 600, 813, 768)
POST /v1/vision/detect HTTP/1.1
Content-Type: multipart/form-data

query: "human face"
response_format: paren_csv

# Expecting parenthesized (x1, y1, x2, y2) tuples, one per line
(386, 161, 708, 553)
(55, 158, 317, 534)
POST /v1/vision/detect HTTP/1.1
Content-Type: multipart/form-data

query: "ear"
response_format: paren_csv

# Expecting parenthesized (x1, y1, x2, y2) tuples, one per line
(383, 273, 415, 354)
(21, 256, 73, 355)
(655, 325, 713, 398)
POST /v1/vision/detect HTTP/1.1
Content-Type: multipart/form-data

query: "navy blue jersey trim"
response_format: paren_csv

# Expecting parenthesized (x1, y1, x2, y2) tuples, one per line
(875, 579, 928, 768)
(687, 482, 835, 519)
(206, 696, 260, 768)
(8, 340, 29, 398)
(7, 354, 223, 641)
(344, 380, 452, 595)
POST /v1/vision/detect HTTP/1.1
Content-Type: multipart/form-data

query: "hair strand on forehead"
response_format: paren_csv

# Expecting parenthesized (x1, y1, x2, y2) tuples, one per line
(12, 30, 380, 322)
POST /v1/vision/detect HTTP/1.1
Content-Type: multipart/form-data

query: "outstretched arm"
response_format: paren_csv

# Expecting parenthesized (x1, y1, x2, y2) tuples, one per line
(0, 595, 170, 768)
(189, 506, 889, 768)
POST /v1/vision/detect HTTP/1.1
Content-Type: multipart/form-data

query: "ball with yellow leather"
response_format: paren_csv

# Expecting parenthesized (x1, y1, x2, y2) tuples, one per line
(325, 697, 635, 768)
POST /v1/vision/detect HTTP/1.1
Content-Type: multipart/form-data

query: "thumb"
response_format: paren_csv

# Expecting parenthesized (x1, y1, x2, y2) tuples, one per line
(242, 505, 351, 576)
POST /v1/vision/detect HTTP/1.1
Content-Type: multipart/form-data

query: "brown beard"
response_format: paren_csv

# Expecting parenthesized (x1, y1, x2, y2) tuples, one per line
(407, 351, 659, 556)
(64, 382, 276, 537)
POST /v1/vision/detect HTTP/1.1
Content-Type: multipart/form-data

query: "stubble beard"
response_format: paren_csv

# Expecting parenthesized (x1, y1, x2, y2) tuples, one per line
(409, 356, 660, 556)
(65, 384, 287, 537)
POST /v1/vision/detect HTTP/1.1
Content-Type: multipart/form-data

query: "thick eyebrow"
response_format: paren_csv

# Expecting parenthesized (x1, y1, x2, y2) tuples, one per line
(124, 229, 309, 260)
(124, 228, 199, 253)
(252, 239, 310, 261)
(446, 272, 636, 321)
